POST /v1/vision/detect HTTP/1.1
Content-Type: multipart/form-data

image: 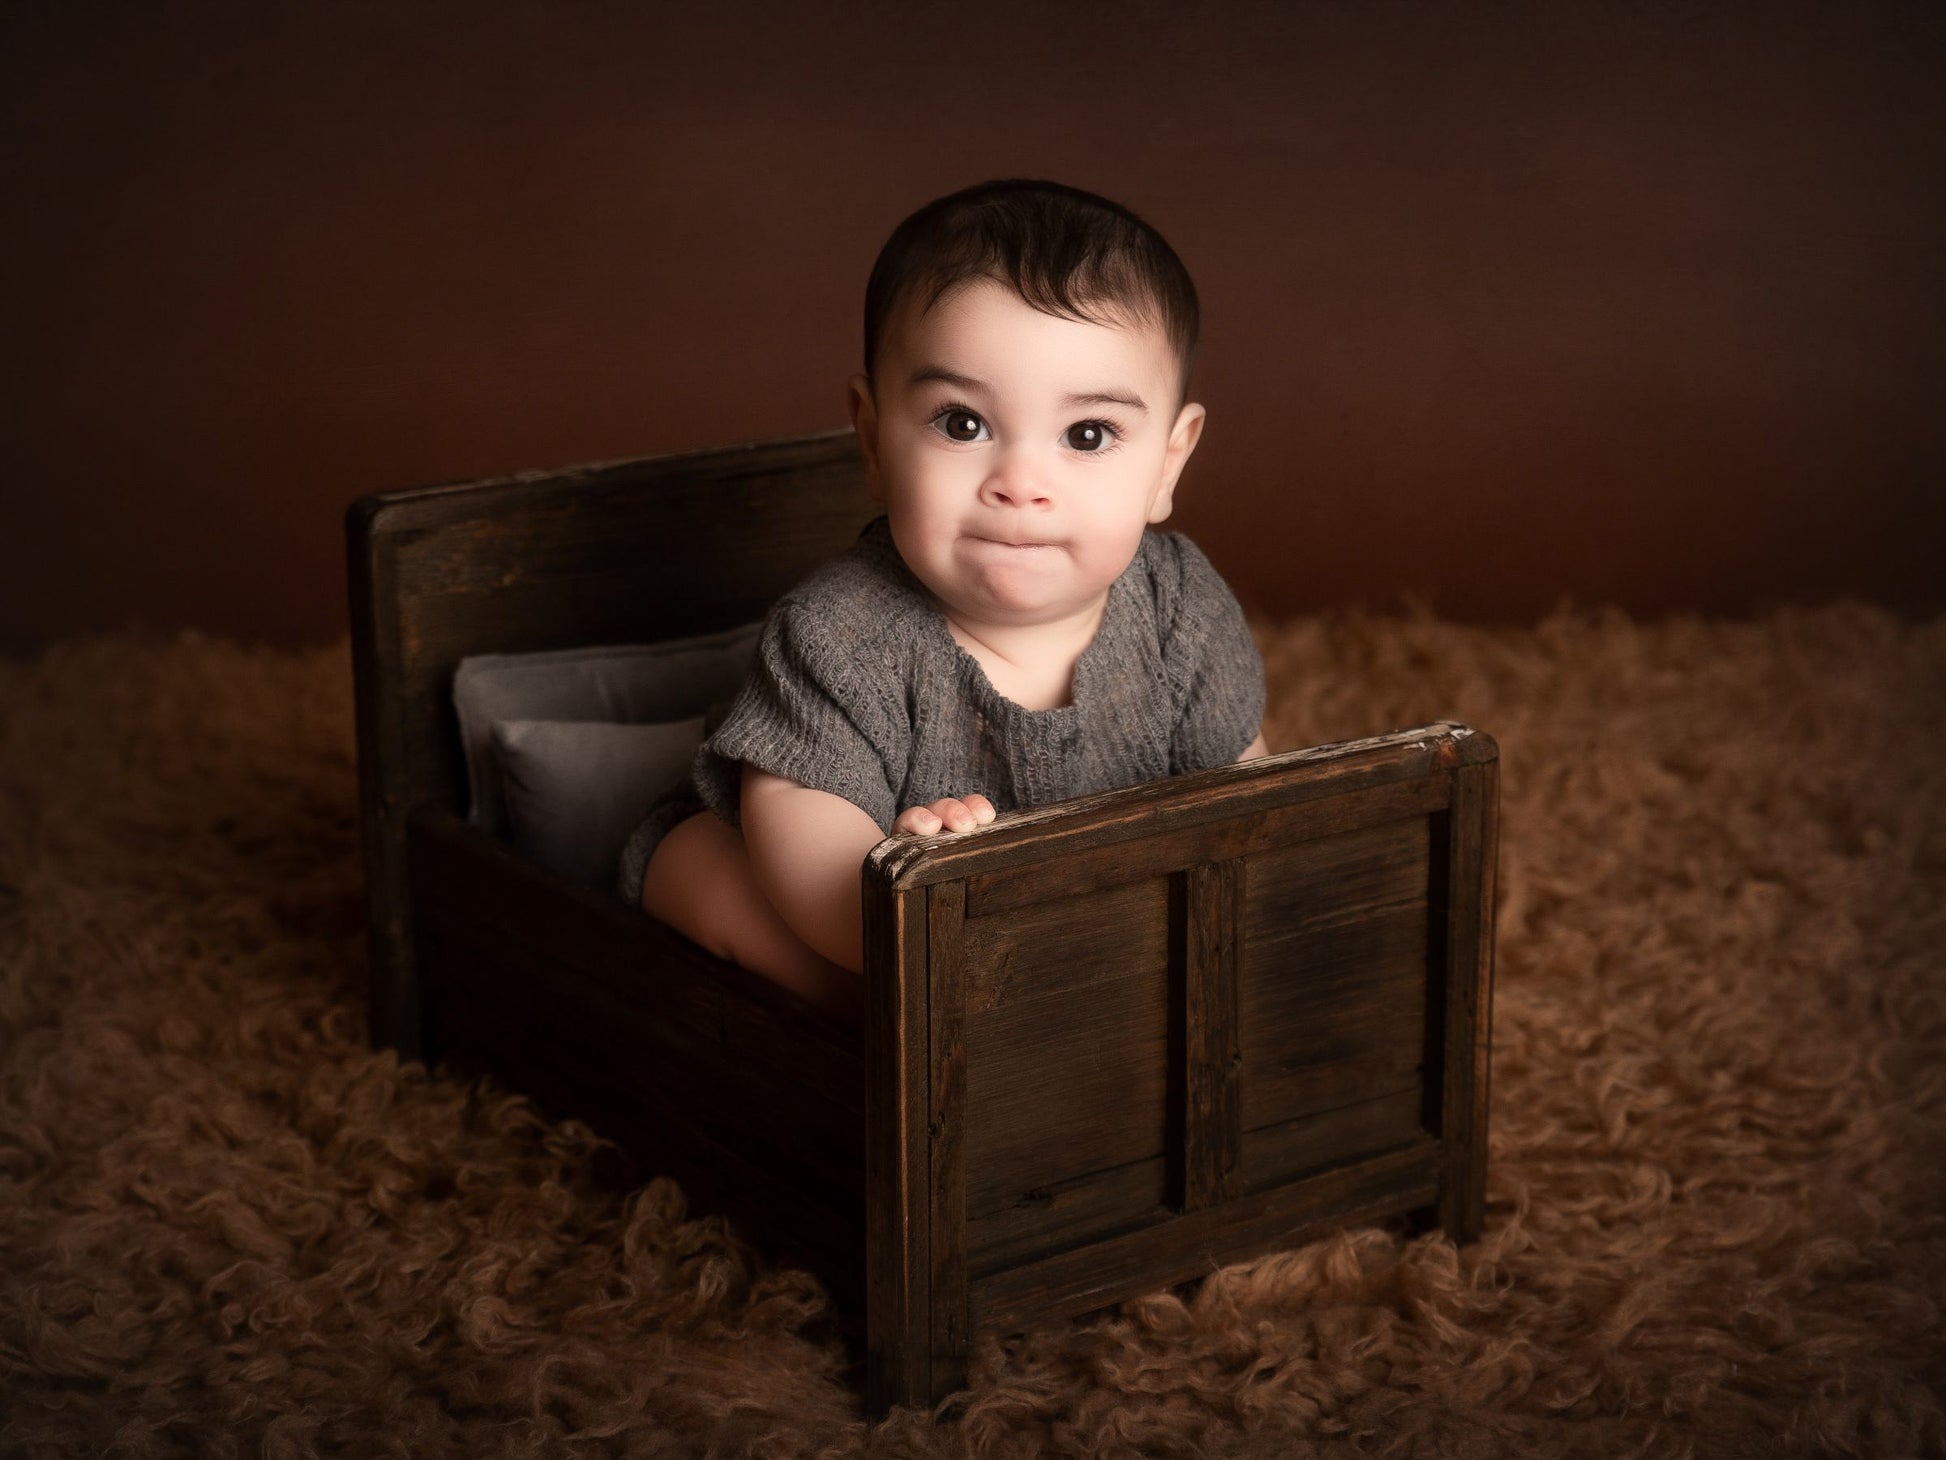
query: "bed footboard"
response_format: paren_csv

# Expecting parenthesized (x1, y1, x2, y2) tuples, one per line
(861, 724, 1498, 1410)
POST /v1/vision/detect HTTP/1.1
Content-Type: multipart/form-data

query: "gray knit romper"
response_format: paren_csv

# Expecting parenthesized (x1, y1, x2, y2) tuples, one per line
(618, 515, 1264, 904)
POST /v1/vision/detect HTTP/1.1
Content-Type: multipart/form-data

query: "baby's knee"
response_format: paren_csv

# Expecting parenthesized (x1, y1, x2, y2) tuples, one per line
(641, 811, 746, 961)
(641, 811, 858, 1013)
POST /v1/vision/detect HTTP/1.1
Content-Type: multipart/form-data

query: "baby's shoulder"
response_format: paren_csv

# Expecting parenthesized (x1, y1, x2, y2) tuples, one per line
(764, 519, 933, 676)
(1129, 528, 1237, 642)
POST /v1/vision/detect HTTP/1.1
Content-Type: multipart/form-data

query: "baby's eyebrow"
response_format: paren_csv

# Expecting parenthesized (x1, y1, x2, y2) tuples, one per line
(1063, 389, 1148, 414)
(908, 365, 986, 394)
(908, 365, 1148, 414)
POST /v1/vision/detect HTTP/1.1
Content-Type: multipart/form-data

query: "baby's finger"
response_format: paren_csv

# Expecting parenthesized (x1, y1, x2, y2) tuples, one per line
(961, 794, 997, 824)
(923, 797, 978, 833)
(895, 805, 944, 835)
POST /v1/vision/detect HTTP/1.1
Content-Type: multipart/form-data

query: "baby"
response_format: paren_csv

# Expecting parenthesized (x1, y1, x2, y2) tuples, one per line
(623, 179, 1267, 1012)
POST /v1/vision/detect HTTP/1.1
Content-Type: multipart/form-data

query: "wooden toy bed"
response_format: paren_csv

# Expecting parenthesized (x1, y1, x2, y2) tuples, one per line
(346, 429, 1499, 1413)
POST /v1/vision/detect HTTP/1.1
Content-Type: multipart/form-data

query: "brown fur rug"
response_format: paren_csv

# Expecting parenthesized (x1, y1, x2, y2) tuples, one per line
(2, 607, 1942, 1458)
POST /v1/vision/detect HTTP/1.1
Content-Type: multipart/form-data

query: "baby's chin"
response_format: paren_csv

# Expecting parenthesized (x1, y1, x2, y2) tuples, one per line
(953, 542, 1065, 587)
(934, 569, 1108, 628)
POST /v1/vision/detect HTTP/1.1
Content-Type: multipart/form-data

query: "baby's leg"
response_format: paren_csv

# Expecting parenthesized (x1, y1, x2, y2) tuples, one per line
(641, 810, 861, 1016)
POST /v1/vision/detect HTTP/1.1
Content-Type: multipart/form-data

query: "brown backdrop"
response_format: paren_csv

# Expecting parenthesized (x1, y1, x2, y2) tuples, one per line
(3, 1, 1942, 652)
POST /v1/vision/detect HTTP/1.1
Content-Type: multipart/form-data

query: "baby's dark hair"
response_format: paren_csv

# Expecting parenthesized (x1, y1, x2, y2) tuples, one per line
(862, 179, 1200, 402)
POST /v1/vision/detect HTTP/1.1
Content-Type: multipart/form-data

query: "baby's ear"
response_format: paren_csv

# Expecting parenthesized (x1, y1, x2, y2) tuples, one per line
(1149, 401, 1206, 522)
(847, 373, 884, 500)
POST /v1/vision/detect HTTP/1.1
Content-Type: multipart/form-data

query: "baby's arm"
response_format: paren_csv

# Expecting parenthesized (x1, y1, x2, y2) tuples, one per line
(741, 766, 883, 973)
(1239, 732, 1268, 761)
(740, 769, 997, 973)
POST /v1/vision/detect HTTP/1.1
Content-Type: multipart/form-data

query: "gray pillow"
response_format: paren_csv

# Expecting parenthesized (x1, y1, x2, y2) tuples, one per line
(453, 623, 759, 833)
(493, 718, 706, 889)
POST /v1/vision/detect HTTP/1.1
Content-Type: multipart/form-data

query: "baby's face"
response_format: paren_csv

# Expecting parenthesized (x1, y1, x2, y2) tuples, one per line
(849, 278, 1205, 634)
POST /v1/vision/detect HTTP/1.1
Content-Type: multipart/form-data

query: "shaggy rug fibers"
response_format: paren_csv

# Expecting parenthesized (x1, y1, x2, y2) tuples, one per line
(1, 606, 1942, 1458)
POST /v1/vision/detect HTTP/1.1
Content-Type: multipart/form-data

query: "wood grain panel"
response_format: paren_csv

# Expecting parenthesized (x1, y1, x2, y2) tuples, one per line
(1238, 819, 1433, 1133)
(966, 1156, 1172, 1278)
(964, 775, 1449, 916)
(970, 1140, 1443, 1335)
(961, 878, 1171, 1225)
(961, 875, 1168, 1016)
(1243, 816, 1432, 938)
(962, 987, 1172, 1219)
(1237, 947, 1428, 1134)
(1239, 1087, 1426, 1192)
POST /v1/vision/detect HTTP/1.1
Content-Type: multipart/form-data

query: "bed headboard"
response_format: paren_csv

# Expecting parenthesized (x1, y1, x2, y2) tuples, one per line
(345, 428, 875, 1053)
(347, 428, 872, 818)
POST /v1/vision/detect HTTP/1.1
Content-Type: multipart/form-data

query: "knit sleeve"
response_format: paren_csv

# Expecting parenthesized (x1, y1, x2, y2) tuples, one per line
(1153, 532, 1266, 773)
(691, 589, 904, 834)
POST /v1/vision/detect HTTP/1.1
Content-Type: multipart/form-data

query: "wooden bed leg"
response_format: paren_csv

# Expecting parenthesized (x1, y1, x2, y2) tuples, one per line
(864, 871, 933, 1412)
(362, 815, 431, 1063)
(924, 882, 972, 1402)
(1437, 754, 1498, 1244)
(347, 500, 431, 1065)
(864, 873, 976, 1412)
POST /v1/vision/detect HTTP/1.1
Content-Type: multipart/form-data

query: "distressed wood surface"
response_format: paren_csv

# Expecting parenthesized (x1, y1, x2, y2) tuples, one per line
(960, 879, 1173, 1221)
(1240, 817, 1433, 1133)
(965, 776, 1449, 917)
(350, 430, 867, 816)
(970, 1141, 1445, 1335)
(868, 725, 1489, 894)
(875, 725, 1498, 1395)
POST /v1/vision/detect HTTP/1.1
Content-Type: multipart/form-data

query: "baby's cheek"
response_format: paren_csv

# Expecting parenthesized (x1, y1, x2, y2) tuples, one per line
(1085, 531, 1148, 586)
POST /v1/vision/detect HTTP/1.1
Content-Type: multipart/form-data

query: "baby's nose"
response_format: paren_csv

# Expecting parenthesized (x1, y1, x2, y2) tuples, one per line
(981, 456, 1053, 508)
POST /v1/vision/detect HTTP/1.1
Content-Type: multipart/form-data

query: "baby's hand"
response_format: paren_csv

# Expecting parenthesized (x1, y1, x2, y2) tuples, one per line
(895, 794, 997, 836)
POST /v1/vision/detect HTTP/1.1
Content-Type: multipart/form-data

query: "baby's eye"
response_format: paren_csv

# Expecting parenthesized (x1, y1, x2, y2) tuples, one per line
(932, 407, 988, 443)
(1064, 420, 1117, 453)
